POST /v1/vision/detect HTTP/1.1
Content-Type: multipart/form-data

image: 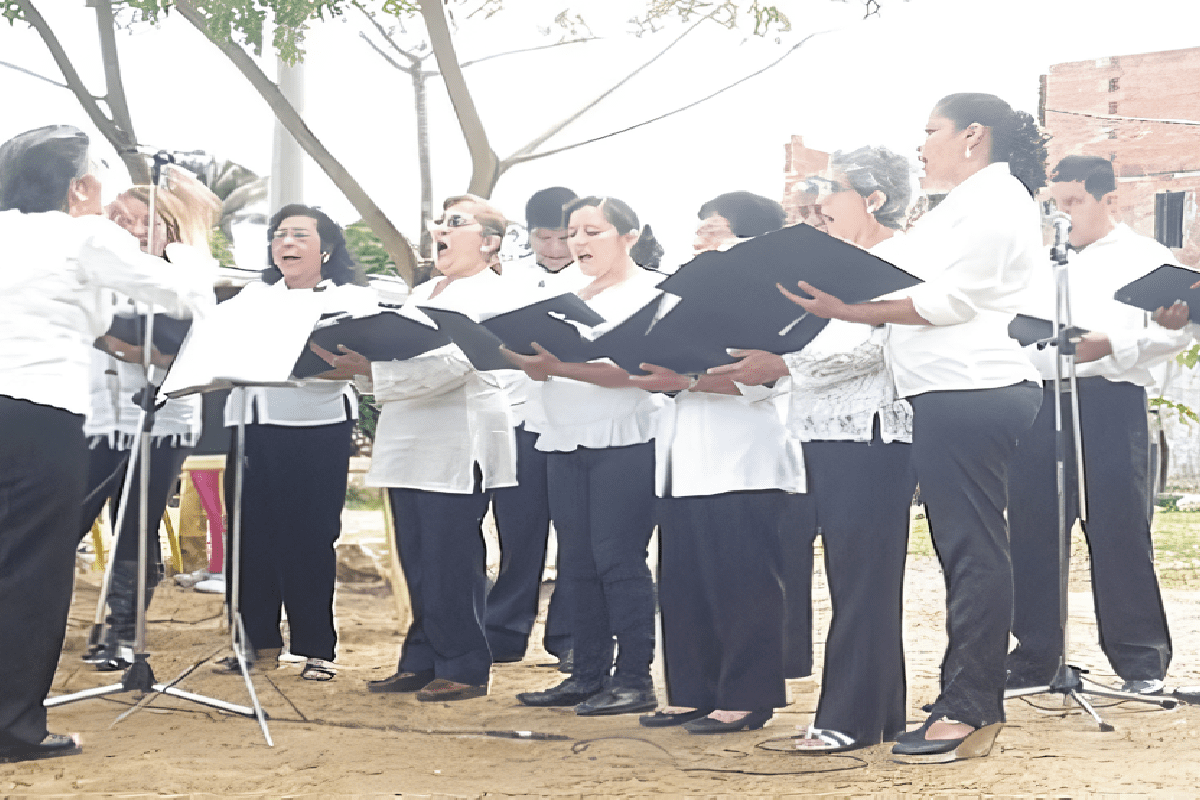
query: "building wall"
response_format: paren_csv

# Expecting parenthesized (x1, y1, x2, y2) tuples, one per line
(1042, 47, 1200, 486)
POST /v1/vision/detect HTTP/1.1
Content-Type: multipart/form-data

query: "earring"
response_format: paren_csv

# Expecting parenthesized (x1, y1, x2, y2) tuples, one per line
(964, 147, 973, 159)
(321, 252, 330, 263)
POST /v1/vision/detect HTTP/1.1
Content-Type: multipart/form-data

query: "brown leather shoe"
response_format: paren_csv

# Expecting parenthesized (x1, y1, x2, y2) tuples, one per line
(366, 669, 434, 693)
(415, 678, 487, 702)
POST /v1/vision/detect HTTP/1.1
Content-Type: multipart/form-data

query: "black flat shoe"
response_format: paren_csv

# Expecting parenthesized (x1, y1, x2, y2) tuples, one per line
(574, 685, 657, 716)
(639, 708, 713, 727)
(683, 709, 772, 734)
(0, 734, 82, 764)
(366, 669, 435, 693)
(892, 716, 1002, 763)
(516, 677, 603, 707)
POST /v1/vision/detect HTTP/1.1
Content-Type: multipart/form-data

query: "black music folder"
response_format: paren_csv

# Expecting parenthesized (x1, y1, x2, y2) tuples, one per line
(1007, 314, 1091, 348)
(103, 313, 192, 356)
(421, 293, 606, 370)
(291, 311, 452, 378)
(1114, 265, 1200, 322)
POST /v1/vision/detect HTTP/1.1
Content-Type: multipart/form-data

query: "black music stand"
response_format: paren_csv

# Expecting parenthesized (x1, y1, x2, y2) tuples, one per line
(46, 152, 262, 734)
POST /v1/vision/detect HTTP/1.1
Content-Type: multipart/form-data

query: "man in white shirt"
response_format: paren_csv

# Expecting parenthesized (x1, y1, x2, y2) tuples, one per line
(486, 186, 578, 665)
(1007, 156, 1192, 695)
(0, 125, 212, 762)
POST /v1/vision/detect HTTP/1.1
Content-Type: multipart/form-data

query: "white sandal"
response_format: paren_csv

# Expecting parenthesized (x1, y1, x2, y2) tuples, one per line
(792, 726, 860, 754)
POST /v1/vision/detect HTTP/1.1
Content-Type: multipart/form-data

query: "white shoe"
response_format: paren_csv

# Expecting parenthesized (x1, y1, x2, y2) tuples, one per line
(193, 576, 226, 594)
(175, 568, 212, 588)
(1121, 678, 1165, 695)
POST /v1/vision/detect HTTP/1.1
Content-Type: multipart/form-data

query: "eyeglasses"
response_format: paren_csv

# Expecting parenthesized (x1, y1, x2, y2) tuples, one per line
(426, 213, 479, 231)
(804, 177, 853, 196)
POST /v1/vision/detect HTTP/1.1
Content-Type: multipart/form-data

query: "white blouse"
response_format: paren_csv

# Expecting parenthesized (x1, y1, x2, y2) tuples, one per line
(0, 210, 213, 416)
(882, 163, 1042, 398)
(1021, 223, 1193, 388)
(656, 384, 805, 498)
(783, 235, 912, 443)
(525, 268, 672, 453)
(365, 269, 519, 493)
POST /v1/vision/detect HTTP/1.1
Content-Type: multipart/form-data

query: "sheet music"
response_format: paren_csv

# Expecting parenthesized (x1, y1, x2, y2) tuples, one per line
(161, 286, 325, 397)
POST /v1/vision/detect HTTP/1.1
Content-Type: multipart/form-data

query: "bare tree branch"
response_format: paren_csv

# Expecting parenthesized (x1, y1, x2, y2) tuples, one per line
(171, 0, 417, 284)
(14, 0, 148, 182)
(418, 0, 499, 196)
(501, 12, 714, 167)
(358, 30, 415, 74)
(459, 37, 597, 69)
(0, 58, 68, 88)
(92, 1, 139, 147)
(352, 0, 426, 67)
(499, 30, 825, 172)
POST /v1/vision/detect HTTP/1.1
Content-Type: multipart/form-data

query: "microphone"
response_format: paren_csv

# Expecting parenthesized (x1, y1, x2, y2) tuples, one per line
(1047, 210, 1071, 264)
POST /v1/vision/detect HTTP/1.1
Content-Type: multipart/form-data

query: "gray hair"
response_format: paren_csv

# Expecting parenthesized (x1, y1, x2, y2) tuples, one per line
(830, 145, 912, 230)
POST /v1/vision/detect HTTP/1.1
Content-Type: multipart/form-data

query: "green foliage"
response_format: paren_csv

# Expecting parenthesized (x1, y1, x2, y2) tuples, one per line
(210, 227, 237, 267)
(1176, 342, 1200, 370)
(125, 0, 351, 62)
(1150, 396, 1200, 426)
(631, 1, 792, 36)
(344, 219, 395, 276)
(3, 1, 22, 24)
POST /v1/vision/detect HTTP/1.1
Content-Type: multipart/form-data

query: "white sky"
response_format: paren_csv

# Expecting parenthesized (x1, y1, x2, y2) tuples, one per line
(4, 0, 1200, 269)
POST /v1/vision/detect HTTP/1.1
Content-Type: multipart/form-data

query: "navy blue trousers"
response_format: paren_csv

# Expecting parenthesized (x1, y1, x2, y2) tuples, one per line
(0, 397, 85, 748)
(486, 424, 571, 660)
(659, 490, 791, 712)
(1008, 379, 1171, 683)
(548, 442, 657, 688)
(389, 485, 493, 686)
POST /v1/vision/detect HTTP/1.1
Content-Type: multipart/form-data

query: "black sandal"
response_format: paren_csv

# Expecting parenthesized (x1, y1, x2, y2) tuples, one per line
(891, 715, 1002, 763)
(301, 658, 337, 681)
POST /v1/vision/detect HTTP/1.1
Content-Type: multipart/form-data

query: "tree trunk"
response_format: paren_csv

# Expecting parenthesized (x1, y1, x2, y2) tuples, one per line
(174, 0, 417, 285)
(418, 0, 499, 198)
(413, 68, 433, 259)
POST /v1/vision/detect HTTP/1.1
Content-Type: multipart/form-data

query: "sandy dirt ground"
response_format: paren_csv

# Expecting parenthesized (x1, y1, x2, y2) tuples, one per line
(6, 508, 1200, 799)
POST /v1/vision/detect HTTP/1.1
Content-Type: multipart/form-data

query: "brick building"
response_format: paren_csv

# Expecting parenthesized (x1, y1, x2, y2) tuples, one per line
(780, 135, 828, 224)
(1042, 47, 1200, 486)
(1040, 46, 1200, 266)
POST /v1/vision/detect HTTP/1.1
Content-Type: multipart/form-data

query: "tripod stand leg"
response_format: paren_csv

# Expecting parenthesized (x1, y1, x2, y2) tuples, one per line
(1068, 688, 1113, 732)
(44, 683, 130, 707)
(154, 685, 258, 717)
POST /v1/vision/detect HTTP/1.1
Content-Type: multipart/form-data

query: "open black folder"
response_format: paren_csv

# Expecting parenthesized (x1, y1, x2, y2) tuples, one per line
(291, 311, 452, 379)
(420, 293, 606, 371)
(102, 313, 192, 356)
(1114, 265, 1200, 322)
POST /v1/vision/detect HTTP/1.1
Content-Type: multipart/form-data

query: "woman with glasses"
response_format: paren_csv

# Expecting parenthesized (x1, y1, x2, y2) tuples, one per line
(327, 195, 522, 702)
(713, 146, 917, 751)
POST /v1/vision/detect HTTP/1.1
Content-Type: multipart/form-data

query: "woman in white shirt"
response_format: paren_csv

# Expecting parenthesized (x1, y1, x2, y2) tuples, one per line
(712, 147, 918, 750)
(507, 197, 669, 716)
(345, 195, 521, 702)
(80, 180, 220, 671)
(0, 125, 212, 763)
(778, 94, 1047, 761)
(219, 205, 371, 683)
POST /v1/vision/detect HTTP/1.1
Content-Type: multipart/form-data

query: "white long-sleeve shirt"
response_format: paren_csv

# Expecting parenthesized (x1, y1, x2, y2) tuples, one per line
(1020, 223, 1193, 387)
(0, 210, 213, 416)
(882, 163, 1043, 397)
(365, 268, 521, 493)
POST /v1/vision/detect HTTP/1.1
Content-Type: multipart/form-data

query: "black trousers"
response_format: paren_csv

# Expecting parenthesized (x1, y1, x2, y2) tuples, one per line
(389, 485, 493, 686)
(486, 424, 571, 660)
(548, 442, 657, 688)
(659, 491, 791, 712)
(1008, 379, 1171, 683)
(910, 383, 1041, 729)
(781, 501, 815, 679)
(0, 397, 85, 748)
(798, 434, 915, 744)
(228, 421, 352, 661)
(78, 439, 192, 568)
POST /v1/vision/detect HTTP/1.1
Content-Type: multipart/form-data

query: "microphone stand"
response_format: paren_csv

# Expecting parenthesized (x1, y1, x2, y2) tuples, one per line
(47, 151, 262, 735)
(1004, 214, 1177, 727)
